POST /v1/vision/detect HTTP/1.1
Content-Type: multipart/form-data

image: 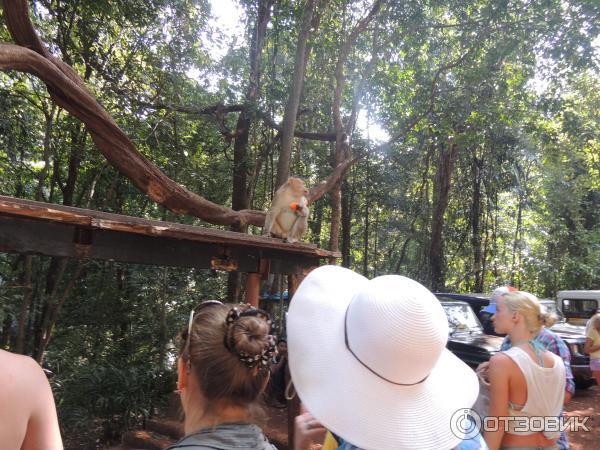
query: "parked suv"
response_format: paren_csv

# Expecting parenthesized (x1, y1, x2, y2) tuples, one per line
(435, 292, 594, 389)
(438, 298, 504, 369)
(557, 290, 600, 326)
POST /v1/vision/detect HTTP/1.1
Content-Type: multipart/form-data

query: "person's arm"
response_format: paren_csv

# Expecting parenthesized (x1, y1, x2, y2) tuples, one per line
(476, 361, 490, 384)
(20, 360, 63, 450)
(294, 411, 327, 450)
(584, 337, 600, 354)
(484, 354, 510, 450)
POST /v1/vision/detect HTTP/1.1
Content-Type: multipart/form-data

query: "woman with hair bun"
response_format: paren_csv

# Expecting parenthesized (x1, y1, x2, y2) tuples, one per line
(485, 291, 566, 450)
(166, 301, 278, 450)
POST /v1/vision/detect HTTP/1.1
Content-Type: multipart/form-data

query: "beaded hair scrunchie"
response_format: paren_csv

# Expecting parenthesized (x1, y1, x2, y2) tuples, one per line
(224, 303, 278, 369)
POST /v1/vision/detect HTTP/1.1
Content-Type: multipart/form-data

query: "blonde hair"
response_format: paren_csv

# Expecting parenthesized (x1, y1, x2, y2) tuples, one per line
(502, 291, 557, 334)
(591, 313, 600, 329)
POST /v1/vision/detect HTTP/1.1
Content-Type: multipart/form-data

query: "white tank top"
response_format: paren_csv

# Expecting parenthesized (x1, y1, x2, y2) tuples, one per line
(503, 346, 565, 440)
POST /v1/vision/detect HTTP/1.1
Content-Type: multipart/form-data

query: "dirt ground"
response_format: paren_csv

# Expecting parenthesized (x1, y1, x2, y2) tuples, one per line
(564, 384, 600, 449)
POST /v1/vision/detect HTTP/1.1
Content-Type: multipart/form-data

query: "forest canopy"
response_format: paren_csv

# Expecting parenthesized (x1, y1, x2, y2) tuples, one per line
(0, 0, 599, 445)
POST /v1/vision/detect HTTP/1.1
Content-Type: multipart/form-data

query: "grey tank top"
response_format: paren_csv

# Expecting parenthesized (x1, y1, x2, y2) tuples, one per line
(165, 422, 277, 450)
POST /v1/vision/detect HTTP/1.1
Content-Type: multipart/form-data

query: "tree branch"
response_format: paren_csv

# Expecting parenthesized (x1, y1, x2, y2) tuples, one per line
(307, 156, 357, 205)
(0, 0, 350, 229)
(0, 42, 263, 226)
(376, 47, 474, 151)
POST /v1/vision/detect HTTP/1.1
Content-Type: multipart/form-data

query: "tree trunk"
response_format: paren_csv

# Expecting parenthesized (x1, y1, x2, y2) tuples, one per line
(373, 206, 379, 277)
(310, 199, 324, 247)
(33, 257, 68, 362)
(481, 192, 491, 290)
(228, 0, 274, 302)
(275, 0, 317, 188)
(430, 141, 458, 291)
(36, 104, 57, 201)
(363, 197, 370, 276)
(363, 157, 371, 276)
(329, 0, 383, 252)
(341, 177, 354, 267)
(510, 165, 529, 288)
(157, 268, 168, 370)
(491, 190, 500, 281)
(471, 148, 484, 292)
(62, 124, 87, 206)
(510, 192, 524, 287)
(15, 255, 33, 354)
(36, 263, 84, 363)
(1, 315, 12, 349)
(329, 181, 343, 252)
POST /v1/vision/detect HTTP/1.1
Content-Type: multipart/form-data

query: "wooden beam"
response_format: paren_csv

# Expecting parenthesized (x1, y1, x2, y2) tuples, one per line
(0, 214, 323, 274)
(0, 195, 341, 259)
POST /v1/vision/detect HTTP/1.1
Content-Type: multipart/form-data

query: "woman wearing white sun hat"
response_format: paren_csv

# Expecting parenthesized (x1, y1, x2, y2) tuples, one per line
(286, 265, 486, 450)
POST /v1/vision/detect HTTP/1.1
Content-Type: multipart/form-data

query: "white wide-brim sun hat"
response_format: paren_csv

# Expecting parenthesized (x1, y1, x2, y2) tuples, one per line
(287, 265, 479, 450)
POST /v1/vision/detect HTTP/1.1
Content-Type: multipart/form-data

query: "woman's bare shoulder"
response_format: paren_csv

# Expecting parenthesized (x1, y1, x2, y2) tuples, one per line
(0, 350, 46, 384)
(489, 352, 512, 366)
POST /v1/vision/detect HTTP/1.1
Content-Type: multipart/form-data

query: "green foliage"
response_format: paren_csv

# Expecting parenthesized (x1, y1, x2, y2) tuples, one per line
(0, 0, 598, 445)
(53, 363, 175, 431)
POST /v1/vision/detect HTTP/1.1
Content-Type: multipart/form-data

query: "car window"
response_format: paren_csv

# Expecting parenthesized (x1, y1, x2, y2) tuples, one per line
(442, 303, 483, 332)
(561, 299, 598, 318)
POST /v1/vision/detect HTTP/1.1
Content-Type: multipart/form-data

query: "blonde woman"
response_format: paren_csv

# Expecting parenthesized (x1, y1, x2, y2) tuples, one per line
(485, 292, 565, 450)
(583, 313, 600, 387)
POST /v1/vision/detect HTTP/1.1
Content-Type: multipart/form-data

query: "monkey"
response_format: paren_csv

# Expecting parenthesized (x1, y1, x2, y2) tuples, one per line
(263, 177, 310, 243)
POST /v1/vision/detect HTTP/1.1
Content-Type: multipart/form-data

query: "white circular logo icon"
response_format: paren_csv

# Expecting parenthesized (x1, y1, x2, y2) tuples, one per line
(450, 408, 482, 440)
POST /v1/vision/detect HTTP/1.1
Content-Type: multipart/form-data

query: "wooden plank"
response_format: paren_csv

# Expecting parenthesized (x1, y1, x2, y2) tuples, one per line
(90, 230, 236, 271)
(0, 214, 323, 274)
(0, 215, 79, 258)
(0, 195, 340, 259)
(0, 197, 91, 226)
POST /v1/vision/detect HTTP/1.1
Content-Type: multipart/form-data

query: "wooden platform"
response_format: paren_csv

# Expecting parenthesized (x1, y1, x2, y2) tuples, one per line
(0, 195, 339, 274)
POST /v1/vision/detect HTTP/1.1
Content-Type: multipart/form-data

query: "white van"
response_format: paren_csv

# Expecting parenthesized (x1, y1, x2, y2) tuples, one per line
(557, 290, 600, 326)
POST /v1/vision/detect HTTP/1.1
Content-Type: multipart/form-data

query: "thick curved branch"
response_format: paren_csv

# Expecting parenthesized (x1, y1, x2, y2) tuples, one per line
(0, 43, 263, 226)
(307, 155, 356, 205)
(3, 0, 89, 92)
(1, 0, 353, 229)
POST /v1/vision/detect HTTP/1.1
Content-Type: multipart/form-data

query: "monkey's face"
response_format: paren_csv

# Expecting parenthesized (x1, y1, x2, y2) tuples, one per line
(288, 177, 308, 195)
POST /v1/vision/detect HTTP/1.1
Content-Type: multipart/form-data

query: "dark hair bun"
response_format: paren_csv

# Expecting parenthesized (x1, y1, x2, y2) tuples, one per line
(227, 315, 271, 358)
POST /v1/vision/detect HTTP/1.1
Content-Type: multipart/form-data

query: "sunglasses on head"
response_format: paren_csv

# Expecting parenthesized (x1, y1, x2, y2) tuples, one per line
(183, 300, 223, 362)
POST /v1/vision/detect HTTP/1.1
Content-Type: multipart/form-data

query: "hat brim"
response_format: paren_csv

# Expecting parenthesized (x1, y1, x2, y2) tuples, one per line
(287, 266, 479, 450)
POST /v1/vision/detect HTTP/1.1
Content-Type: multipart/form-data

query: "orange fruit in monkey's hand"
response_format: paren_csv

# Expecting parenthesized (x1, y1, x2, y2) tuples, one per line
(290, 202, 299, 210)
